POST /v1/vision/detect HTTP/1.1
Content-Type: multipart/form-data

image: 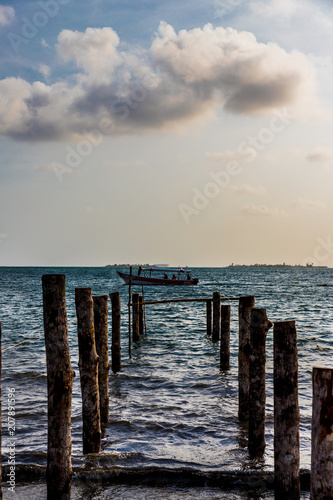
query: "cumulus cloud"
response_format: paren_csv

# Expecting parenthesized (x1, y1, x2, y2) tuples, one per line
(240, 204, 287, 216)
(57, 27, 121, 77)
(0, 5, 15, 26)
(0, 23, 321, 141)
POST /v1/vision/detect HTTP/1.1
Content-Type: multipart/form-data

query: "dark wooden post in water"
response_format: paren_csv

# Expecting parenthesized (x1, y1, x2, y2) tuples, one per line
(0, 322, 2, 500)
(110, 292, 121, 373)
(128, 266, 132, 357)
(42, 275, 74, 500)
(139, 295, 144, 337)
(274, 321, 300, 500)
(311, 367, 333, 500)
(238, 296, 255, 421)
(206, 300, 212, 336)
(248, 308, 272, 457)
(220, 305, 230, 370)
(212, 292, 221, 342)
(75, 287, 101, 454)
(132, 292, 140, 342)
(93, 295, 109, 424)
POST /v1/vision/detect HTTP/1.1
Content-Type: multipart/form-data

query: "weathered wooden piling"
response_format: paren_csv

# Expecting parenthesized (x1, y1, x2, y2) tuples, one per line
(212, 292, 221, 342)
(42, 275, 74, 500)
(110, 291, 121, 373)
(274, 321, 300, 500)
(206, 300, 212, 336)
(132, 293, 140, 342)
(139, 295, 144, 337)
(238, 296, 255, 420)
(311, 367, 333, 500)
(75, 287, 101, 454)
(220, 305, 230, 370)
(0, 322, 2, 500)
(128, 266, 132, 357)
(248, 308, 272, 457)
(93, 295, 109, 424)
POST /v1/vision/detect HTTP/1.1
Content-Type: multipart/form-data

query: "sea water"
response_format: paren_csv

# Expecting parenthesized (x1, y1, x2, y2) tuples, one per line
(1, 266, 332, 499)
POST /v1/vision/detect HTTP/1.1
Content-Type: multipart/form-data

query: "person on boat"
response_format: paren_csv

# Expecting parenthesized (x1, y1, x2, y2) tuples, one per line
(172, 274, 176, 280)
(138, 266, 142, 276)
(164, 273, 168, 279)
(187, 274, 191, 280)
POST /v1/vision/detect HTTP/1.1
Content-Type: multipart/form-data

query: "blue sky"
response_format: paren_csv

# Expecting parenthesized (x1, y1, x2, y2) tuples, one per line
(0, 0, 333, 266)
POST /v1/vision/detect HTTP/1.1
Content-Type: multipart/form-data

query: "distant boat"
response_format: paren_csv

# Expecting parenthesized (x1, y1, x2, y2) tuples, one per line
(117, 267, 199, 286)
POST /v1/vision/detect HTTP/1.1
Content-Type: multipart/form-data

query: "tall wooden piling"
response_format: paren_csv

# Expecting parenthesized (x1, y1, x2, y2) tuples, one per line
(206, 300, 212, 336)
(220, 305, 230, 370)
(110, 292, 121, 373)
(139, 295, 144, 337)
(93, 295, 109, 424)
(42, 275, 74, 500)
(311, 367, 333, 500)
(128, 266, 132, 357)
(75, 287, 101, 454)
(248, 308, 272, 457)
(132, 293, 140, 342)
(0, 322, 2, 500)
(212, 292, 221, 342)
(238, 296, 255, 420)
(274, 321, 300, 500)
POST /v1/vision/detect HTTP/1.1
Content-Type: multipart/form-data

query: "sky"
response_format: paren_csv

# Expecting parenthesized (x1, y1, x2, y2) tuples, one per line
(0, 0, 333, 267)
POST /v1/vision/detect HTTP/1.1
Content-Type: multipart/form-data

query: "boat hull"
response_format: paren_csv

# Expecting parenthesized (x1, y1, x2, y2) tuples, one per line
(117, 271, 198, 286)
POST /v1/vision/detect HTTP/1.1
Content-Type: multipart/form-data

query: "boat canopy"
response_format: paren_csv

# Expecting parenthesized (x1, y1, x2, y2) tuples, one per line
(141, 267, 191, 274)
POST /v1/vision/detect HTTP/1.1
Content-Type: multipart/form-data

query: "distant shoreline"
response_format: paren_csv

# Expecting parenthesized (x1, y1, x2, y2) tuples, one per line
(227, 263, 328, 269)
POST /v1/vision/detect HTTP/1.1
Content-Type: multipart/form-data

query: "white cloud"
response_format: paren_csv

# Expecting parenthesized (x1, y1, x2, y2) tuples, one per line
(39, 65, 51, 78)
(0, 23, 323, 141)
(249, 0, 297, 20)
(292, 198, 326, 209)
(240, 204, 287, 216)
(0, 5, 15, 26)
(152, 22, 319, 118)
(57, 27, 121, 77)
(227, 185, 267, 195)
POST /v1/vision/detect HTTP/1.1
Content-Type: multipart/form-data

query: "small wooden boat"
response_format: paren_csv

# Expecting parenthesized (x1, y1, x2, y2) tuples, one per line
(117, 267, 199, 286)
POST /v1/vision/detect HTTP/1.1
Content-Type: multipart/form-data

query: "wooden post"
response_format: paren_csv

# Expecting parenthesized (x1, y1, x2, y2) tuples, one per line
(274, 321, 300, 500)
(311, 367, 333, 500)
(248, 308, 272, 457)
(42, 275, 74, 500)
(142, 286, 147, 336)
(212, 292, 221, 342)
(0, 322, 2, 500)
(220, 305, 230, 370)
(128, 266, 132, 357)
(110, 292, 121, 373)
(93, 295, 109, 424)
(206, 300, 212, 336)
(132, 292, 140, 342)
(75, 287, 101, 454)
(139, 295, 144, 337)
(238, 296, 255, 421)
